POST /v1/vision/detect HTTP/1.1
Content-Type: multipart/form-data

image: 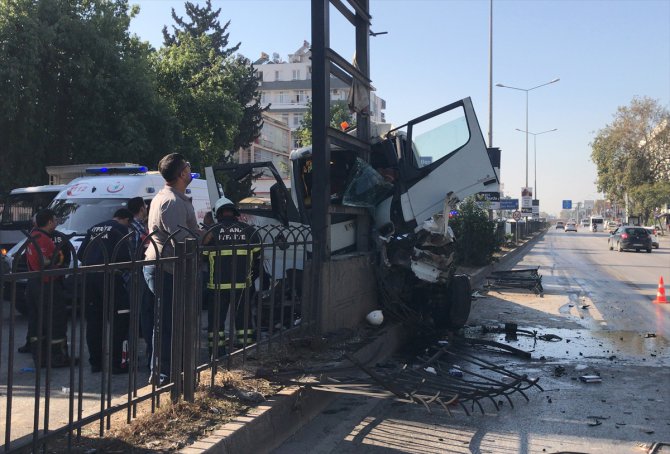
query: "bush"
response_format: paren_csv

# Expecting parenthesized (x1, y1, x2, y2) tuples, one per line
(449, 197, 498, 266)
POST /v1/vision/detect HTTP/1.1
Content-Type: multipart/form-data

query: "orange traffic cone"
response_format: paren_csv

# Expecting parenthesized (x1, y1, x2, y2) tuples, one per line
(653, 276, 667, 304)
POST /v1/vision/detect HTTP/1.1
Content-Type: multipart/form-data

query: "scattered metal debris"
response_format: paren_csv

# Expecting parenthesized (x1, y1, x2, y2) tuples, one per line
(345, 342, 543, 415)
(485, 267, 544, 296)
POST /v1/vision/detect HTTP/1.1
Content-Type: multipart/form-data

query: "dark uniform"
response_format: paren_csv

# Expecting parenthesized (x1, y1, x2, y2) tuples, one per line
(78, 219, 131, 373)
(203, 218, 260, 354)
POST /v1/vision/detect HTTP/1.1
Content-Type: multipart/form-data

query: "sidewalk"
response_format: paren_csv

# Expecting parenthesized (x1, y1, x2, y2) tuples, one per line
(179, 230, 547, 454)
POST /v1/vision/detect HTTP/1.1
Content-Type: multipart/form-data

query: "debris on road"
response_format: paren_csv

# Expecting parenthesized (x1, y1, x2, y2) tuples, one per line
(345, 342, 543, 416)
(485, 267, 544, 296)
(579, 374, 603, 383)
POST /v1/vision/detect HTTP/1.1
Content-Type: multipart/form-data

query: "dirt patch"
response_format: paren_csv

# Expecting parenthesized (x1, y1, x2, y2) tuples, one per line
(29, 329, 373, 453)
(34, 368, 280, 453)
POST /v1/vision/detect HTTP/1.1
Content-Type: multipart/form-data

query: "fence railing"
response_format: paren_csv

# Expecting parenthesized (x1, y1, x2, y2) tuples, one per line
(0, 223, 315, 453)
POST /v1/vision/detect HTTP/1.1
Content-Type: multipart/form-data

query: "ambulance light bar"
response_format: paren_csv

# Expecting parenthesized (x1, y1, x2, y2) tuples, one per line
(86, 166, 148, 175)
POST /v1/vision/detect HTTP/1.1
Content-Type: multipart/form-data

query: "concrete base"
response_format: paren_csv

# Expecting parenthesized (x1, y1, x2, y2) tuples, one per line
(318, 253, 378, 332)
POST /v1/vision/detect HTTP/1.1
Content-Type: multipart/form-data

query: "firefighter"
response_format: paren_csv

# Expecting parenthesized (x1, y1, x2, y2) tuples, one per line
(25, 209, 75, 368)
(202, 197, 260, 355)
(77, 208, 133, 374)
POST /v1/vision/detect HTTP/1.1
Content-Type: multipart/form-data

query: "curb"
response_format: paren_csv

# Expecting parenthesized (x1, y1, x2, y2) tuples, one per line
(179, 233, 545, 453)
(180, 324, 407, 454)
(468, 230, 547, 289)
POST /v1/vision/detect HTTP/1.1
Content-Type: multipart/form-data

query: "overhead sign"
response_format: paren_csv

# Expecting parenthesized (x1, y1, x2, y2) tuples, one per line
(512, 210, 521, 220)
(499, 199, 519, 210)
(475, 191, 500, 209)
(562, 200, 572, 209)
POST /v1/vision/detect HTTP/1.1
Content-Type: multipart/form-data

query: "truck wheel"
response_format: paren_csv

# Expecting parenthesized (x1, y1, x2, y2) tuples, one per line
(434, 275, 471, 330)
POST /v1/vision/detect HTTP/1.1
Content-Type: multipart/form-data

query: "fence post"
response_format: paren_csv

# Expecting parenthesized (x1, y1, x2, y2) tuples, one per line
(182, 238, 198, 403)
(171, 242, 185, 403)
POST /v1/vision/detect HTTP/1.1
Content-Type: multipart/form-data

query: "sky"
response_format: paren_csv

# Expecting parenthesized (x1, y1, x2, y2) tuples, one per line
(128, 0, 670, 216)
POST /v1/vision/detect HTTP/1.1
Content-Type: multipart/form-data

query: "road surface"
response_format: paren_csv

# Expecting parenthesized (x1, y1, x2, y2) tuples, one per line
(273, 228, 670, 454)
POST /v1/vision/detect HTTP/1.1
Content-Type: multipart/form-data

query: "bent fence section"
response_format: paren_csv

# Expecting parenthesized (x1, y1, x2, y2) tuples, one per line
(0, 224, 315, 453)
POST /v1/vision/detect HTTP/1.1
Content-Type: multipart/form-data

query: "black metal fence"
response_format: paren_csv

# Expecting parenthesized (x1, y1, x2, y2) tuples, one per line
(0, 223, 314, 453)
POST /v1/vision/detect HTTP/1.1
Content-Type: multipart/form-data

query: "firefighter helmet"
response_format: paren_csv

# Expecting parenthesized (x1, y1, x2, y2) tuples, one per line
(214, 196, 240, 217)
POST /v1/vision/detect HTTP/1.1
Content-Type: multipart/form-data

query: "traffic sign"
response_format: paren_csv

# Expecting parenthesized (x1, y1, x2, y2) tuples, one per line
(500, 199, 519, 210)
(562, 200, 572, 209)
(512, 211, 521, 220)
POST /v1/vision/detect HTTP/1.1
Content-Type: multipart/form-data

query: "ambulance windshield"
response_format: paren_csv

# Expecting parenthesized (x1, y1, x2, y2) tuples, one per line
(51, 198, 129, 234)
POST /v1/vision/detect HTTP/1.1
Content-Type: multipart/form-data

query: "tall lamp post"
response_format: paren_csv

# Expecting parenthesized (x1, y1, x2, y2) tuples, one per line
(496, 78, 560, 189)
(515, 128, 557, 200)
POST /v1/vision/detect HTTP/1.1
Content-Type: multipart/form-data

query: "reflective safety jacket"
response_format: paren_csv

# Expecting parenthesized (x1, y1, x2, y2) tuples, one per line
(203, 219, 260, 291)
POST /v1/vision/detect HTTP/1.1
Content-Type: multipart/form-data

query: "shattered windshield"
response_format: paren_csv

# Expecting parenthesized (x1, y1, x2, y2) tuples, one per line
(407, 105, 470, 168)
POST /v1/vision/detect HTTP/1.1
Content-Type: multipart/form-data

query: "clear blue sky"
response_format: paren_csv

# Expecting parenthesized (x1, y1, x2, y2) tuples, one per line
(129, 0, 670, 216)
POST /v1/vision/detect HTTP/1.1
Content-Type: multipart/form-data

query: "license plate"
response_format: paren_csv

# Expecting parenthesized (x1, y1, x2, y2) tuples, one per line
(633, 243, 643, 247)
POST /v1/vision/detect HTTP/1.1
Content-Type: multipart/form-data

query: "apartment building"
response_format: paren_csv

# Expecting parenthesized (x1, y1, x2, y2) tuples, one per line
(255, 40, 386, 149)
(237, 112, 292, 179)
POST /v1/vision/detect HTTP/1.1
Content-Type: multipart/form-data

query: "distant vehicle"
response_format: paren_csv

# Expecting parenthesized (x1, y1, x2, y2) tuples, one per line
(0, 185, 67, 252)
(565, 222, 577, 232)
(606, 221, 618, 234)
(581, 219, 590, 227)
(608, 226, 652, 253)
(643, 227, 659, 249)
(555, 221, 565, 230)
(590, 216, 604, 232)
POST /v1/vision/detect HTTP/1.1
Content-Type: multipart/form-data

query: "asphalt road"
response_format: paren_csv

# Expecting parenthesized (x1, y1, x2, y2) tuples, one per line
(272, 228, 670, 454)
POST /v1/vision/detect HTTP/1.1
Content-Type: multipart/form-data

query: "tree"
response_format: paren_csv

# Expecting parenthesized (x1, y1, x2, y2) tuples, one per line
(295, 100, 356, 147)
(449, 197, 498, 266)
(0, 0, 173, 193)
(158, 1, 264, 171)
(591, 97, 670, 220)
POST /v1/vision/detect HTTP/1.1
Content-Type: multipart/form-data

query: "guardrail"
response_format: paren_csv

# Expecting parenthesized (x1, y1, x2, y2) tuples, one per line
(0, 224, 315, 453)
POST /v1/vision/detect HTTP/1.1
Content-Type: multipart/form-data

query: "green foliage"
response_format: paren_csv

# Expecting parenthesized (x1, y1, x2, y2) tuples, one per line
(590, 97, 670, 218)
(157, 0, 264, 172)
(449, 197, 498, 266)
(628, 180, 670, 223)
(296, 100, 356, 147)
(0, 0, 173, 193)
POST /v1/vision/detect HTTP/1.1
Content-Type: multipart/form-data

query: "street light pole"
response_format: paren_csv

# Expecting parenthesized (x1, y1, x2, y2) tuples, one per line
(496, 78, 560, 189)
(515, 128, 557, 200)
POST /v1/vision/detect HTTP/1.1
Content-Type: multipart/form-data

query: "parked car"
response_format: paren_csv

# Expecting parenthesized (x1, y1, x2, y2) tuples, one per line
(606, 221, 618, 234)
(643, 227, 659, 249)
(555, 221, 565, 230)
(565, 222, 577, 232)
(608, 226, 652, 252)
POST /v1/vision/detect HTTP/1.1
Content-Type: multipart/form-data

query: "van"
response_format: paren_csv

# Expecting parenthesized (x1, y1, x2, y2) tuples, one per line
(1, 166, 210, 312)
(0, 185, 67, 251)
(48, 166, 210, 254)
(590, 216, 604, 232)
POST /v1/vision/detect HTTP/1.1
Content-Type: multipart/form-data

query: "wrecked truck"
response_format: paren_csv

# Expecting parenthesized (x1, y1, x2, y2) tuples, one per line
(205, 97, 499, 330)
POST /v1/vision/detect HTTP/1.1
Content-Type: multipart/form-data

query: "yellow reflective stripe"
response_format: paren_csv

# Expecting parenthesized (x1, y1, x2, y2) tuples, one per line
(203, 249, 251, 256)
(207, 282, 250, 290)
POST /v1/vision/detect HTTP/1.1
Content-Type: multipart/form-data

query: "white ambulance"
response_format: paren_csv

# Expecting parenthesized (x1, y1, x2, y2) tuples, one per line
(49, 165, 210, 253)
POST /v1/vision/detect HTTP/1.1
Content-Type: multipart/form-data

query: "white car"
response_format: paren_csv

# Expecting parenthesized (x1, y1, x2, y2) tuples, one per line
(565, 222, 577, 232)
(644, 227, 660, 249)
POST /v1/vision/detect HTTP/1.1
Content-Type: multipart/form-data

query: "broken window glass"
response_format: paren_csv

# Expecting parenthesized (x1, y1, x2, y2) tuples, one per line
(342, 158, 393, 208)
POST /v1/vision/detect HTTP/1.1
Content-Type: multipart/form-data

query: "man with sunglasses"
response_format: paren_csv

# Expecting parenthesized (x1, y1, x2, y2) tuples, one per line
(144, 153, 201, 385)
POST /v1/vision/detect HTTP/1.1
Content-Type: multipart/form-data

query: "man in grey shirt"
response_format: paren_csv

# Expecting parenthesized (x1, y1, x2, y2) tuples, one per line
(145, 153, 201, 385)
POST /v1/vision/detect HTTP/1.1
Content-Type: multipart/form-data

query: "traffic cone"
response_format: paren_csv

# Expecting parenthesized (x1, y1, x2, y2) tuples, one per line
(653, 276, 667, 304)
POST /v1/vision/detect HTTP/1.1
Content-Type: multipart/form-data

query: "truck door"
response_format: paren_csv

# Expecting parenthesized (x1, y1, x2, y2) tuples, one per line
(392, 97, 499, 228)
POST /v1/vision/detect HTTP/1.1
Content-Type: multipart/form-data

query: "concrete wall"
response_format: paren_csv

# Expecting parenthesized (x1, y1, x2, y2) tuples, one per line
(318, 253, 378, 332)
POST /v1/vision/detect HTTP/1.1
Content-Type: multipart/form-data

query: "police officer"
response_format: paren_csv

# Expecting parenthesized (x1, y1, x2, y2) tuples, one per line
(203, 197, 260, 355)
(78, 208, 133, 374)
